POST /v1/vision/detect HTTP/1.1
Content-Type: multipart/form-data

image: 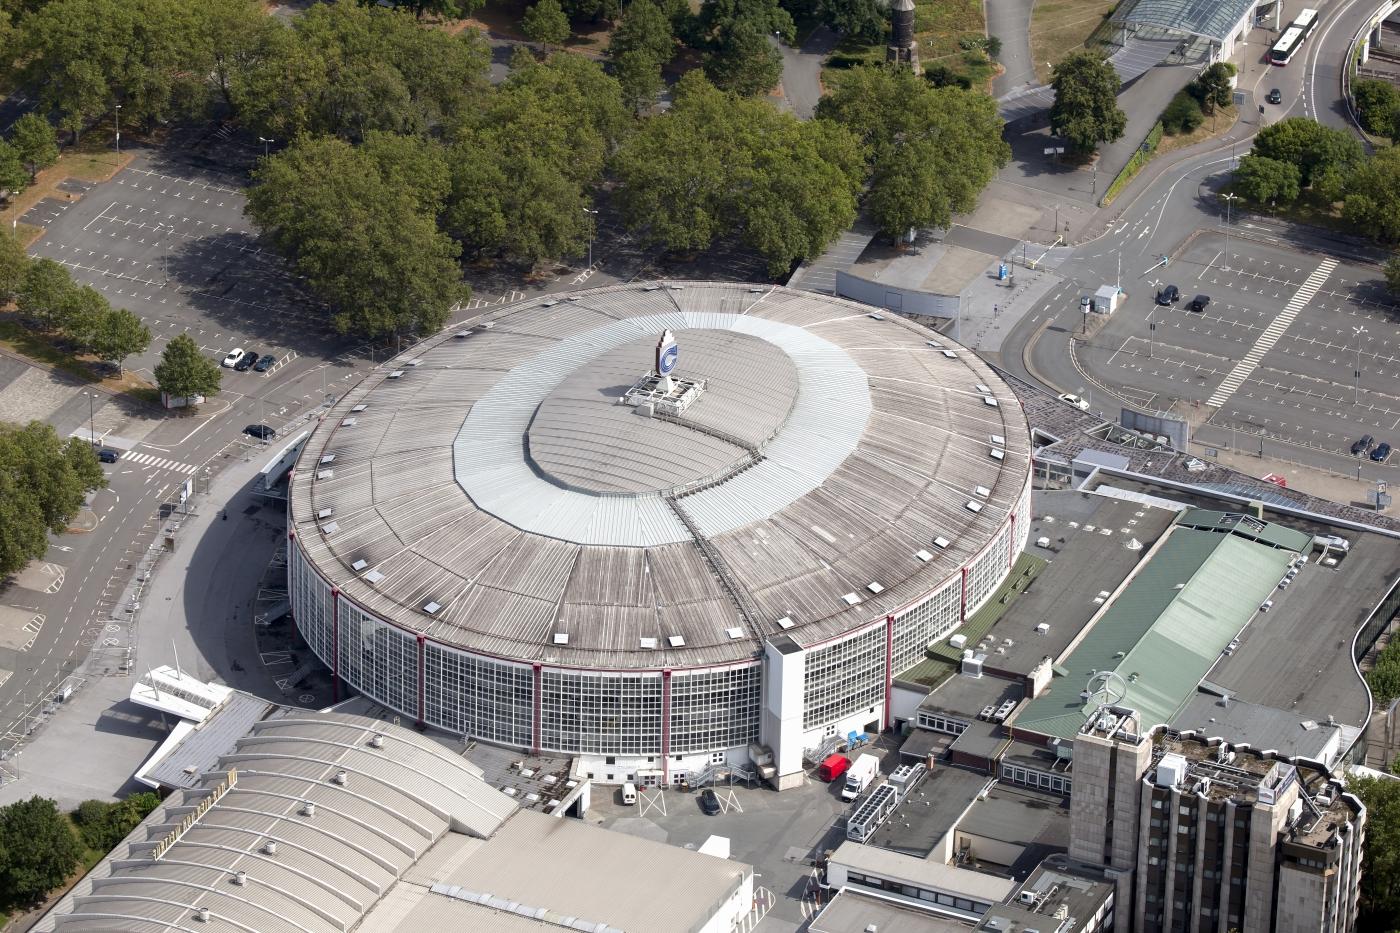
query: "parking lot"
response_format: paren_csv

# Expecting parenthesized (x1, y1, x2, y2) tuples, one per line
(1076, 232, 1400, 473)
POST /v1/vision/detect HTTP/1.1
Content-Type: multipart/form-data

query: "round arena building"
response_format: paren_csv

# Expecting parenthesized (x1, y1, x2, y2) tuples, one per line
(288, 282, 1032, 787)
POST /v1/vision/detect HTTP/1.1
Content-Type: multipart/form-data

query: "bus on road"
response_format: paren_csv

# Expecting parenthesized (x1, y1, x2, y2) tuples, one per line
(1270, 8, 1319, 65)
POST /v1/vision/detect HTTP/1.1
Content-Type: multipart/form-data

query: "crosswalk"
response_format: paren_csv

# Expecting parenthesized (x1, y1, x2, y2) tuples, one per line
(122, 451, 199, 474)
(1206, 258, 1338, 409)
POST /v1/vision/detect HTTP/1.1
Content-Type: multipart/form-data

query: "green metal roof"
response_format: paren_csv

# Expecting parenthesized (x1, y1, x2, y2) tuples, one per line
(1175, 509, 1312, 553)
(926, 553, 1047, 664)
(1015, 527, 1295, 741)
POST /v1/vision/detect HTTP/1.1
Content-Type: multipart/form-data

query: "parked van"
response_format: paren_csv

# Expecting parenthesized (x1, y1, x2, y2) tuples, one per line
(621, 782, 637, 805)
(818, 754, 851, 783)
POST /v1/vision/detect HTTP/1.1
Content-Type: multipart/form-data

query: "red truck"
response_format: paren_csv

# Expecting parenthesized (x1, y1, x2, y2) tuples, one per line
(818, 754, 851, 782)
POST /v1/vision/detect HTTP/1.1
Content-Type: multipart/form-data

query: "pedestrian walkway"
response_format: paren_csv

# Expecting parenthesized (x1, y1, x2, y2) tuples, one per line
(1206, 258, 1337, 408)
(122, 450, 199, 474)
(788, 219, 877, 295)
(997, 35, 1184, 123)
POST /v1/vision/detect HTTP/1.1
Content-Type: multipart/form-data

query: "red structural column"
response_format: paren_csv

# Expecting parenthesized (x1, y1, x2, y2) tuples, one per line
(531, 663, 543, 755)
(960, 567, 968, 620)
(1008, 515, 1016, 569)
(661, 669, 672, 785)
(416, 635, 426, 727)
(883, 616, 894, 731)
(331, 588, 340, 703)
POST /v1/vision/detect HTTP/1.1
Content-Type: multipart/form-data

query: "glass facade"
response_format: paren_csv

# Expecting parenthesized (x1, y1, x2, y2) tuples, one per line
(669, 665, 761, 753)
(891, 577, 961, 674)
(540, 670, 663, 755)
(966, 522, 1013, 617)
(803, 624, 885, 730)
(425, 642, 532, 747)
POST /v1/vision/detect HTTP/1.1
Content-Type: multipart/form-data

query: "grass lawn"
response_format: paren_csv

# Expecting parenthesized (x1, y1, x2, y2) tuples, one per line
(1157, 104, 1239, 156)
(826, 0, 993, 88)
(1028, 0, 1116, 84)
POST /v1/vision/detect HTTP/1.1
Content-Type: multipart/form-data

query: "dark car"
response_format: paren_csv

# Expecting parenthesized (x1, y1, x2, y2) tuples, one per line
(1351, 434, 1375, 456)
(244, 424, 276, 440)
(1267, 88, 1283, 105)
(699, 788, 721, 816)
(253, 354, 277, 373)
(1187, 295, 1210, 313)
(96, 447, 120, 463)
(233, 349, 259, 371)
(1371, 442, 1392, 463)
(1155, 284, 1180, 305)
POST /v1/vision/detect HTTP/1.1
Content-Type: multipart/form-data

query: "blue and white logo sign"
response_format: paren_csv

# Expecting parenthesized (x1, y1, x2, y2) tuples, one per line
(656, 330, 679, 376)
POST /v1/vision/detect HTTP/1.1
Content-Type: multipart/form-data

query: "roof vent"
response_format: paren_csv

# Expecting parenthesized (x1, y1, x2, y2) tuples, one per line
(942, 349, 957, 359)
(933, 536, 952, 549)
(319, 453, 335, 465)
(197, 907, 211, 923)
(454, 331, 471, 339)
(841, 592, 862, 606)
(423, 601, 442, 614)
(725, 627, 744, 639)
(404, 359, 423, 367)
(233, 870, 247, 886)
(363, 569, 385, 584)
(263, 840, 278, 856)
(965, 500, 984, 513)
(976, 383, 990, 393)
(777, 616, 795, 629)
(915, 549, 933, 562)
(990, 448, 1005, 461)
(351, 559, 368, 572)
(351, 404, 368, 413)
(990, 434, 1006, 445)
(668, 635, 686, 647)
(867, 312, 885, 320)
(865, 925, 879, 933)
(983, 396, 999, 407)
(974, 485, 991, 498)
(318, 508, 334, 519)
(553, 633, 569, 645)
(332, 770, 348, 786)
(643, 285, 661, 291)
(387, 370, 404, 379)
(640, 637, 657, 649)
(321, 521, 339, 535)
(340, 417, 357, 427)
(369, 733, 384, 748)
(302, 801, 316, 817)
(315, 469, 333, 480)
(866, 582, 884, 594)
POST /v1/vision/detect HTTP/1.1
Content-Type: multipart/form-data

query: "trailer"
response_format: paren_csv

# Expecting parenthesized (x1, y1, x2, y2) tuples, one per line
(841, 753, 880, 801)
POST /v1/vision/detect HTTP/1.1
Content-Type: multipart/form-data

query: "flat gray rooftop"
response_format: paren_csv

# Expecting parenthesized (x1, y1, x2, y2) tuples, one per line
(920, 673, 1023, 721)
(977, 856, 1115, 931)
(958, 785, 1069, 862)
(291, 282, 1033, 668)
(812, 888, 973, 933)
(1171, 693, 1345, 763)
(864, 766, 987, 858)
(982, 491, 1177, 676)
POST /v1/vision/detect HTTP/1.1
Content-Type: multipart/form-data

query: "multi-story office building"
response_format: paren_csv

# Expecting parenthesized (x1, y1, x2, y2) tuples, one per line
(1069, 708, 1365, 933)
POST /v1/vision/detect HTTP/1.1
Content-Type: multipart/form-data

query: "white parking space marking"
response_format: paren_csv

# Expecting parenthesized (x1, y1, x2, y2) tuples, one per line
(1206, 258, 1337, 409)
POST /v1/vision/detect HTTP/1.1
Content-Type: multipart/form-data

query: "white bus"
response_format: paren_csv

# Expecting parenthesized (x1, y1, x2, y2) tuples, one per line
(1270, 8, 1319, 65)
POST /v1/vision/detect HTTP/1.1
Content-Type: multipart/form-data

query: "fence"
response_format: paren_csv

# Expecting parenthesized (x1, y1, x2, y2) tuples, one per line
(1099, 120, 1164, 207)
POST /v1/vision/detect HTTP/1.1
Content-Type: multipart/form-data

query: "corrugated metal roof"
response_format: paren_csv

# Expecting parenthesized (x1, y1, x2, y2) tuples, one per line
(1016, 528, 1296, 740)
(290, 283, 1031, 668)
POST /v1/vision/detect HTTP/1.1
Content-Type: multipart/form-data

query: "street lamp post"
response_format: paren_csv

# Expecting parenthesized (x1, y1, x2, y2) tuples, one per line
(582, 207, 599, 269)
(1222, 192, 1239, 268)
(114, 104, 121, 156)
(258, 137, 274, 159)
(1354, 325, 1368, 405)
(82, 391, 95, 447)
(1148, 301, 1157, 359)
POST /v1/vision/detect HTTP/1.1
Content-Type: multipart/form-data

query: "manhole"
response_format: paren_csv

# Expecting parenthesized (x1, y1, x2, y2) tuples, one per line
(298, 694, 316, 704)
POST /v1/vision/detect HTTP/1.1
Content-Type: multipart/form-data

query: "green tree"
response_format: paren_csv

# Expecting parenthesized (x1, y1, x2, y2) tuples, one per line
(1343, 146, 1400, 243)
(1191, 61, 1235, 115)
(0, 797, 81, 906)
(1347, 773, 1400, 927)
(1233, 154, 1300, 205)
(0, 139, 26, 194)
(1049, 51, 1126, 155)
(1161, 90, 1203, 135)
(153, 333, 222, 401)
(55, 284, 108, 352)
(614, 50, 665, 114)
(1386, 254, 1400, 296)
(817, 65, 1010, 239)
(248, 134, 465, 336)
(197, 0, 284, 115)
(522, 0, 570, 49)
(1354, 78, 1400, 140)
(0, 231, 27, 304)
(7, 114, 57, 183)
(703, 14, 783, 96)
(16, 257, 75, 331)
(0, 424, 105, 578)
(92, 308, 152, 373)
(372, 0, 486, 19)
(1252, 117, 1364, 189)
(608, 0, 674, 111)
(445, 52, 627, 265)
(72, 793, 160, 853)
(613, 73, 862, 274)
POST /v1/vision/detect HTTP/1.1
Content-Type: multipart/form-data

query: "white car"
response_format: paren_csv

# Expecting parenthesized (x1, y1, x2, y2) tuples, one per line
(221, 348, 245, 368)
(1058, 393, 1090, 411)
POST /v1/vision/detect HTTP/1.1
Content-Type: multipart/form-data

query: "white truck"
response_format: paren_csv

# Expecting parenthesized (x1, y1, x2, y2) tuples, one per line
(841, 753, 880, 801)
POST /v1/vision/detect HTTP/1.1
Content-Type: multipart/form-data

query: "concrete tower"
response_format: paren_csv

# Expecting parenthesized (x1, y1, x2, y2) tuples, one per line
(887, 0, 919, 71)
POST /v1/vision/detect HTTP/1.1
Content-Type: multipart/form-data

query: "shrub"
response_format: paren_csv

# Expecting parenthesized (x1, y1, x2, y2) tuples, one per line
(1161, 90, 1203, 135)
(1354, 79, 1400, 140)
(925, 64, 972, 89)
